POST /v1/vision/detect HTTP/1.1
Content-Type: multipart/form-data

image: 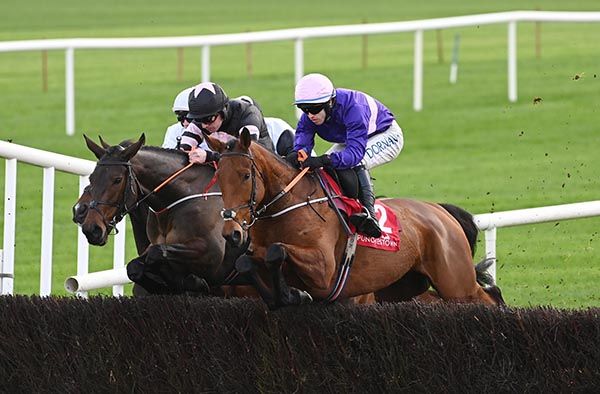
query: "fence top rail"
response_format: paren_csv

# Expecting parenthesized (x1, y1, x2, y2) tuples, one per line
(0, 140, 95, 175)
(474, 200, 600, 230)
(1, 11, 600, 53)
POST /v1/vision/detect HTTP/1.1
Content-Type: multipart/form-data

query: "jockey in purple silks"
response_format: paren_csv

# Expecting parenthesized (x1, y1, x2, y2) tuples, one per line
(289, 73, 404, 238)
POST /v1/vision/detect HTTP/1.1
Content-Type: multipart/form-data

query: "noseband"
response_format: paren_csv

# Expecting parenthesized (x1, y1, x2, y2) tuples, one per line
(88, 161, 140, 233)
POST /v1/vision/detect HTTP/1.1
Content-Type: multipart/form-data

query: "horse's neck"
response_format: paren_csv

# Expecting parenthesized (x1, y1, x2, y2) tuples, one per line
(254, 147, 320, 203)
(133, 149, 213, 196)
(128, 203, 151, 254)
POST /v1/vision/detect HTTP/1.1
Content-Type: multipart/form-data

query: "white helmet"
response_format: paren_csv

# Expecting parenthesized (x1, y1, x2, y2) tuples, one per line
(172, 87, 194, 113)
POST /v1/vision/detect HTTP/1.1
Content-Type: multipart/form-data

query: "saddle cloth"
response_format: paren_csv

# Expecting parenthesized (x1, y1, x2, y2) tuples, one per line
(319, 170, 401, 252)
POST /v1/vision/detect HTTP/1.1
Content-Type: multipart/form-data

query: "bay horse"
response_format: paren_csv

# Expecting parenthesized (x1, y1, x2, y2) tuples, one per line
(73, 134, 250, 295)
(205, 129, 504, 309)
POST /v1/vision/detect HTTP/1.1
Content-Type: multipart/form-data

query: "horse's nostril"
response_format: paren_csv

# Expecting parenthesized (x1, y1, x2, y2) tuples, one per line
(231, 230, 242, 246)
(72, 203, 89, 224)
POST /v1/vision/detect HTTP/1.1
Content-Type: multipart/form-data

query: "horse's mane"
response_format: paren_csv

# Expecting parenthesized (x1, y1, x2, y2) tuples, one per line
(141, 145, 192, 166)
(100, 139, 190, 167)
(249, 140, 296, 170)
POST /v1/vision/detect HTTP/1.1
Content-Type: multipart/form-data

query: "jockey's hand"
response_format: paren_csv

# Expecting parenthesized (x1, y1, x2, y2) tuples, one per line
(300, 154, 332, 170)
(188, 148, 207, 164)
(284, 151, 300, 168)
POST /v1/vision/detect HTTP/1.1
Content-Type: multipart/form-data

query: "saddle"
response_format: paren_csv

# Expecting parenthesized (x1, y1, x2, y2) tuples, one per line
(318, 169, 401, 251)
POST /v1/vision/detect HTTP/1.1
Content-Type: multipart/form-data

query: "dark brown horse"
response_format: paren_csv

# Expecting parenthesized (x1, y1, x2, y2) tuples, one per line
(205, 129, 504, 309)
(73, 134, 251, 295)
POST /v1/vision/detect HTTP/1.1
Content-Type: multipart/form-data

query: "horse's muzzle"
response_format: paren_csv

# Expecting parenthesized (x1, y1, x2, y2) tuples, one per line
(225, 229, 244, 248)
(222, 220, 245, 248)
(81, 222, 109, 246)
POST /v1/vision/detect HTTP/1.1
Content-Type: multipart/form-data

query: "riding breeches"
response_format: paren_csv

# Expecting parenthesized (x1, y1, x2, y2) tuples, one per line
(326, 120, 404, 170)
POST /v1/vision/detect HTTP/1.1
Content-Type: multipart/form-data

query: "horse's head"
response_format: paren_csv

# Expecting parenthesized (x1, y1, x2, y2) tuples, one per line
(205, 128, 265, 248)
(74, 133, 145, 245)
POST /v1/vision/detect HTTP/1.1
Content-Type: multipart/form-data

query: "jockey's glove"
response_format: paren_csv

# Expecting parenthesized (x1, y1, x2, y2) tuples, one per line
(301, 154, 332, 170)
(285, 150, 300, 168)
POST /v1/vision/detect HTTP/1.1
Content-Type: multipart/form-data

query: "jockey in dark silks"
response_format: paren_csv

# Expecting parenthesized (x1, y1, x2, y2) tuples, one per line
(288, 73, 404, 238)
(180, 82, 275, 164)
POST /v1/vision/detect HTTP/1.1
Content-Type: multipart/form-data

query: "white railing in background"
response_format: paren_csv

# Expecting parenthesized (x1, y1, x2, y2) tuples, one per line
(64, 200, 600, 293)
(474, 201, 600, 281)
(1, 10, 600, 135)
(0, 140, 126, 297)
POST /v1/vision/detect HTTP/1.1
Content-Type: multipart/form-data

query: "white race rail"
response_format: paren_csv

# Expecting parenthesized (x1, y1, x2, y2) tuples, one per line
(66, 201, 600, 294)
(473, 201, 600, 281)
(1, 11, 600, 134)
(0, 140, 127, 296)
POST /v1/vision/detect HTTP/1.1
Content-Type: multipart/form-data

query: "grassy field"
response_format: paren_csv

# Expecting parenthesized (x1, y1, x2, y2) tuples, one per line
(1, 1, 599, 307)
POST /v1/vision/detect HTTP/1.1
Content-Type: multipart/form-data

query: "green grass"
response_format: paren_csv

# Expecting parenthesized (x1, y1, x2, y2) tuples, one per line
(1, 0, 599, 307)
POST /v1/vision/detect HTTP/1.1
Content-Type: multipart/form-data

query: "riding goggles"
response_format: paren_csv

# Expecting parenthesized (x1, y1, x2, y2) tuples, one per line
(175, 111, 189, 123)
(188, 113, 219, 125)
(297, 103, 327, 115)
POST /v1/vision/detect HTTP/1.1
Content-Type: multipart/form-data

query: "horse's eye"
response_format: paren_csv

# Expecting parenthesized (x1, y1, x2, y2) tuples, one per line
(243, 173, 251, 181)
(113, 177, 123, 185)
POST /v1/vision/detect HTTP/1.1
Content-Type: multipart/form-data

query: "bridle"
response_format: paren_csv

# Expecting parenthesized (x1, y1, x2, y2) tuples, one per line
(88, 160, 141, 233)
(219, 151, 327, 231)
(219, 152, 262, 231)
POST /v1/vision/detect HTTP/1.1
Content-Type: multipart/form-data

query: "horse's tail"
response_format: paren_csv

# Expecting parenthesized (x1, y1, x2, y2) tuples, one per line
(439, 203, 478, 257)
(474, 258, 506, 305)
(474, 258, 495, 286)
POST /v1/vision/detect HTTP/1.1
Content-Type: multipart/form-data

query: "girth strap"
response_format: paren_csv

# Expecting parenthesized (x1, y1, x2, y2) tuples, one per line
(324, 233, 358, 302)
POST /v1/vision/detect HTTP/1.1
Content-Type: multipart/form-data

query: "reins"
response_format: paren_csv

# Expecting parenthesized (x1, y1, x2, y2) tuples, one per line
(131, 162, 194, 214)
(90, 158, 215, 232)
(219, 150, 314, 229)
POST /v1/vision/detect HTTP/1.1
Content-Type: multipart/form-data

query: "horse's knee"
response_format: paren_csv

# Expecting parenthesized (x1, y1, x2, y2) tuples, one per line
(126, 257, 145, 282)
(127, 258, 169, 295)
(146, 244, 167, 265)
(265, 243, 286, 268)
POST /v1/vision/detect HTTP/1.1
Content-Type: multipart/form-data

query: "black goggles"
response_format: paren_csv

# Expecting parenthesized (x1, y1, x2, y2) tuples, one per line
(175, 111, 189, 122)
(297, 103, 327, 115)
(188, 113, 219, 125)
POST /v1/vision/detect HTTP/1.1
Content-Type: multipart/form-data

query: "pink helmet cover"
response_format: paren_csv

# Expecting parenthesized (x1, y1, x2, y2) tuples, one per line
(294, 73, 335, 104)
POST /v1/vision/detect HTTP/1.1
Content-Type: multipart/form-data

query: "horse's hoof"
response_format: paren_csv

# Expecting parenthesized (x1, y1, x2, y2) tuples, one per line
(183, 274, 210, 294)
(235, 255, 254, 273)
(298, 290, 313, 304)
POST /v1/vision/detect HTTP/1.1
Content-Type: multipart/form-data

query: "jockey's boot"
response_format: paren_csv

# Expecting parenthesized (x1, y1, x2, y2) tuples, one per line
(349, 166, 382, 238)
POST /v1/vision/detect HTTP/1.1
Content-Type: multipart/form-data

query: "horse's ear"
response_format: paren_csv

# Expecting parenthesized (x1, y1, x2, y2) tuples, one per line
(98, 135, 111, 149)
(203, 131, 226, 153)
(239, 127, 252, 150)
(84, 134, 106, 160)
(121, 133, 145, 161)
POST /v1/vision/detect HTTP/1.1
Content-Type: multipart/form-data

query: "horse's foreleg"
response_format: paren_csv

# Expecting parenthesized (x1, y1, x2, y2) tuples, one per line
(235, 254, 277, 309)
(145, 239, 219, 268)
(265, 243, 313, 308)
(130, 244, 212, 295)
(126, 256, 170, 294)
